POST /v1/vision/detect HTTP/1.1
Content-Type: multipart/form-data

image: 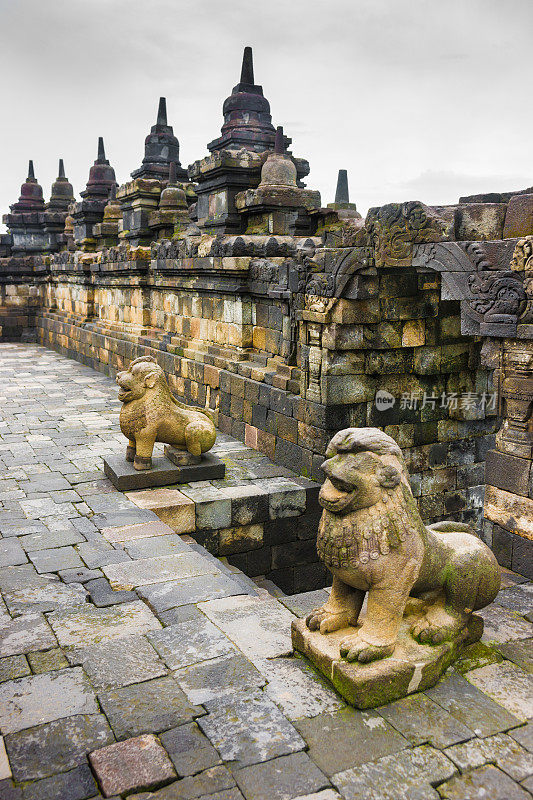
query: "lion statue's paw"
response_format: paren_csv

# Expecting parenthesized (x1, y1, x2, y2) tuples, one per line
(306, 607, 355, 634)
(410, 609, 467, 646)
(339, 632, 395, 664)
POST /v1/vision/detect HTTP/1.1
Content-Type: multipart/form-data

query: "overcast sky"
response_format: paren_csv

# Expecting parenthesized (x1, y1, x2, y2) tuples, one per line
(1, 0, 532, 231)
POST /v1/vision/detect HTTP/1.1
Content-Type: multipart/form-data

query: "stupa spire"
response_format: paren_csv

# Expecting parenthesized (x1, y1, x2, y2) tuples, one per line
(335, 169, 349, 204)
(157, 97, 167, 127)
(58, 158, 65, 178)
(97, 137, 106, 163)
(274, 126, 284, 155)
(240, 46, 254, 85)
(28, 160, 35, 180)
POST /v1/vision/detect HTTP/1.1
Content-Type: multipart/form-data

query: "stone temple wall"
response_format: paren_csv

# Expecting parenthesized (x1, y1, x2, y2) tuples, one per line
(2, 199, 523, 578)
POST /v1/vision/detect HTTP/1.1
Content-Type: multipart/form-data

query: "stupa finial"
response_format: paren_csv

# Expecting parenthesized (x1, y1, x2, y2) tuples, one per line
(157, 97, 167, 127)
(58, 159, 65, 178)
(97, 136, 106, 162)
(240, 46, 254, 85)
(28, 160, 35, 180)
(274, 126, 284, 155)
(335, 169, 349, 204)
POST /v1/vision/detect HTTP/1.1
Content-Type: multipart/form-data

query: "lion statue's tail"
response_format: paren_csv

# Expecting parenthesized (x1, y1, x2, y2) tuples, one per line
(426, 521, 475, 535)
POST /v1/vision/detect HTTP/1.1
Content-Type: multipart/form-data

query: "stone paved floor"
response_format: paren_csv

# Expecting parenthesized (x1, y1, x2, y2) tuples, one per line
(0, 342, 531, 800)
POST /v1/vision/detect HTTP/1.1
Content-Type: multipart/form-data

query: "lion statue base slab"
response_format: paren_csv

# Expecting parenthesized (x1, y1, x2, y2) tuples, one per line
(292, 427, 500, 708)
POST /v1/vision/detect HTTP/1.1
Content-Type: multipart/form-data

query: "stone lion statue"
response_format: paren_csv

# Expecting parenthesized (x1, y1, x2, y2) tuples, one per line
(306, 428, 500, 664)
(116, 355, 216, 470)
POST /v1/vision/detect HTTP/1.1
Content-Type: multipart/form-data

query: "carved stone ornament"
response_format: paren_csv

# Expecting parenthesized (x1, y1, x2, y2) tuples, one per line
(292, 427, 500, 708)
(468, 271, 527, 323)
(365, 201, 451, 268)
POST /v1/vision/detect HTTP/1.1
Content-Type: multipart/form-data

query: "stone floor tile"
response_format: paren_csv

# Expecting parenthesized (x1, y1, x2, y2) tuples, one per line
(444, 732, 533, 782)
(148, 618, 236, 670)
(0, 736, 11, 780)
(0, 655, 30, 682)
(4, 714, 114, 781)
(0, 667, 98, 734)
(478, 605, 533, 643)
(234, 752, 329, 800)
(466, 661, 533, 720)
(437, 764, 531, 800)
(378, 693, 475, 749)
(58, 567, 102, 583)
(20, 762, 99, 800)
(18, 528, 85, 551)
(84, 577, 137, 607)
(522, 775, 533, 793)
(28, 546, 84, 573)
(92, 509, 161, 530)
(495, 584, 533, 616)
(27, 648, 69, 673)
(138, 573, 249, 612)
(90, 734, 176, 797)
(128, 765, 236, 799)
(100, 520, 176, 542)
(198, 595, 294, 659)
(496, 639, 533, 673)
(157, 605, 205, 627)
(174, 652, 266, 705)
(97, 676, 202, 740)
(279, 590, 330, 619)
(454, 641, 504, 674)
(66, 635, 167, 690)
(159, 723, 221, 777)
(291, 792, 342, 800)
(425, 669, 522, 736)
(0, 565, 52, 594)
(510, 723, 533, 753)
(198, 691, 306, 768)
(0, 613, 57, 657)
(258, 656, 345, 721)
(47, 600, 162, 647)
(0, 539, 27, 568)
(102, 552, 221, 590)
(75, 542, 132, 568)
(294, 707, 408, 777)
(124, 534, 191, 560)
(125, 488, 196, 534)
(331, 744, 455, 800)
(3, 582, 88, 615)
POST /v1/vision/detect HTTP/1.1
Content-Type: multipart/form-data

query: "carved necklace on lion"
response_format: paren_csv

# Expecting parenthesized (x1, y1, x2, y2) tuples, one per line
(317, 484, 420, 570)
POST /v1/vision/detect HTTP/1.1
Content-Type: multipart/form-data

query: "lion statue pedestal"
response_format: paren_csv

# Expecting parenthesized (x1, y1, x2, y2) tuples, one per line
(104, 356, 225, 491)
(292, 428, 500, 710)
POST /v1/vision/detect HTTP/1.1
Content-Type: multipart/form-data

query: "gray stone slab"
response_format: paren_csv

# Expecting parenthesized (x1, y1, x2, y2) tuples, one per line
(0, 655, 31, 682)
(332, 744, 456, 800)
(3, 582, 88, 615)
(234, 752, 329, 800)
(175, 652, 266, 705)
(97, 676, 202, 740)
(4, 713, 115, 781)
(0, 539, 27, 567)
(84, 577, 137, 607)
(295, 708, 408, 777)
(159, 722, 221, 777)
(509, 722, 533, 753)
(280, 590, 330, 619)
(259, 657, 345, 721)
(437, 764, 531, 800)
(123, 534, 191, 560)
(128, 765, 237, 800)
(66, 635, 167, 690)
(28, 546, 84, 573)
(47, 601, 162, 648)
(148, 618, 236, 670)
(75, 542, 132, 569)
(157, 605, 206, 627)
(199, 691, 306, 768)
(18, 528, 85, 551)
(20, 763, 99, 800)
(0, 668, 98, 734)
(0, 565, 52, 593)
(198, 595, 294, 659)
(466, 661, 533, 720)
(58, 567, 103, 583)
(444, 732, 533, 782)
(0, 613, 57, 657)
(495, 584, 533, 616)
(104, 454, 200, 491)
(479, 605, 533, 643)
(378, 693, 475, 749)
(102, 552, 222, 590)
(496, 639, 533, 673)
(426, 669, 522, 736)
